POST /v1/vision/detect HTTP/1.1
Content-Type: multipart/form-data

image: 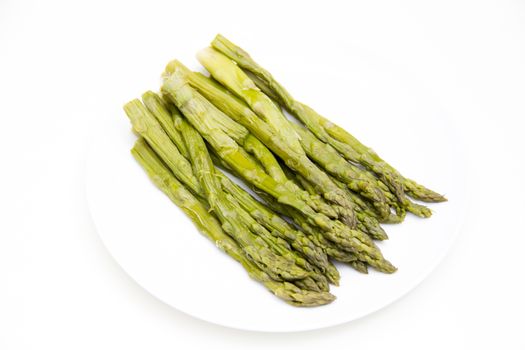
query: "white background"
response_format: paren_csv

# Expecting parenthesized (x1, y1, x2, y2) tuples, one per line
(1, 0, 524, 349)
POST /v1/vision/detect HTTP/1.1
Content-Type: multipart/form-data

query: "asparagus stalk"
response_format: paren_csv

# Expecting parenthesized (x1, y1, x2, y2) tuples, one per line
(223, 192, 315, 273)
(210, 151, 341, 286)
(196, 47, 303, 155)
(256, 179, 367, 266)
(163, 72, 325, 224)
(209, 151, 346, 283)
(290, 209, 370, 274)
(290, 121, 391, 220)
(276, 161, 354, 229)
(162, 70, 395, 273)
(123, 99, 202, 196)
(281, 163, 317, 195)
(260, 191, 369, 275)
(224, 192, 328, 292)
(211, 34, 446, 203)
(258, 182, 372, 274)
(356, 213, 388, 241)
(315, 118, 445, 203)
(162, 78, 346, 223)
(128, 106, 336, 288)
(164, 60, 358, 219)
(178, 117, 309, 282)
(288, 168, 388, 241)
(128, 98, 303, 281)
(243, 135, 287, 183)
(216, 171, 330, 273)
(333, 164, 410, 223)
(353, 166, 431, 219)
(241, 134, 344, 222)
(141, 91, 189, 159)
(162, 101, 333, 288)
(249, 75, 432, 220)
(244, 69, 281, 103)
(131, 138, 334, 306)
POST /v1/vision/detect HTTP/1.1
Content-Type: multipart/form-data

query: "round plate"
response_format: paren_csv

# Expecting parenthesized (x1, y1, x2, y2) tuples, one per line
(86, 49, 466, 332)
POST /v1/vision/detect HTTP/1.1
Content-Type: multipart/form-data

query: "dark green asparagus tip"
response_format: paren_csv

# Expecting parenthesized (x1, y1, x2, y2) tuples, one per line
(407, 202, 433, 218)
(376, 259, 397, 274)
(273, 281, 336, 307)
(428, 193, 447, 202)
(350, 260, 369, 274)
(410, 190, 447, 203)
(404, 179, 447, 203)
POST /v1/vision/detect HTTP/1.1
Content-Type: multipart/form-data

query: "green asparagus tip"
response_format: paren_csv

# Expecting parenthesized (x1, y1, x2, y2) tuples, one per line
(273, 281, 336, 307)
(407, 202, 433, 218)
(350, 260, 369, 274)
(377, 259, 397, 274)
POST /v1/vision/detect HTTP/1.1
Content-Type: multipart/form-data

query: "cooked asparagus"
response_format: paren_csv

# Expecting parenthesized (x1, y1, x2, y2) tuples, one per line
(131, 138, 335, 306)
(165, 60, 358, 218)
(141, 91, 189, 159)
(216, 171, 330, 273)
(122, 34, 447, 307)
(123, 99, 201, 195)
(210, 34, 446, 204)
(178, 117, 309, 282)
(162, 70, 396, 273)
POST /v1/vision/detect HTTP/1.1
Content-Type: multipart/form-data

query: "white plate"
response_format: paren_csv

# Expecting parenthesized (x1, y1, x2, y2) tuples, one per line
(86, 49, 466, 332)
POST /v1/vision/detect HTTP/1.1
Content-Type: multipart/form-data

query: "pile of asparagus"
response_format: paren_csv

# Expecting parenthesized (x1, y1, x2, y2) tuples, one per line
(124, 35, 446, 307)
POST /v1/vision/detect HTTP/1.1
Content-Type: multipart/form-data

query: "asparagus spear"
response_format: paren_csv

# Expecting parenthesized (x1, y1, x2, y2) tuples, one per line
(249, 76, 432, 221)
(350, 261, 369, 274)
(162, 70, 396, 273)
(240, 134, 344, 222)
(286, 208, 358, 264)
(141, 91, 189, 159)
(123, 99, 201, 196)
(224, 192, 328, 292)
(216, 170, 330, 273)
(351, 165, 431, 219)
(178, 117, 309, 282)
(164, 60, 358, 220)
(162, 80, 345, 223)
(295, 275, 328, 293)
(209, 151, 346, 284)
(163, 72, 326, 224)
(211, 34, 446, 203)
(243, 135, 287, 183)
(281, 163, 317, 195)
(221, 190, 329, 291)
(286, 168, 388, 241)
(196, 47, 303, 155)
(260, 191, 369, 275)
(290, 121, 391, 220)
(161, 100, 333, 288)
(356, 213, 388, 241)
(127, 98, 310, 281)
(179, 130, 357, 280)
(289, 208, 370, 274)
(314, 117, 445, 203)
(332, 164, 411, 223)
(131, 138, 334, 306)
(257, 181, 372, 273)
(210, 150, 341, 286)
